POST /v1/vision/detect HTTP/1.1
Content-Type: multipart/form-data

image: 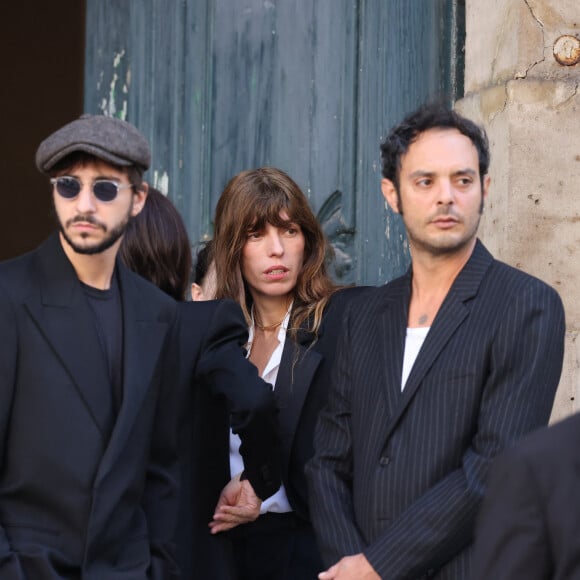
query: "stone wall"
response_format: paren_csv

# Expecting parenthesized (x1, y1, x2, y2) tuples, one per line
(458, 0, 580, 422)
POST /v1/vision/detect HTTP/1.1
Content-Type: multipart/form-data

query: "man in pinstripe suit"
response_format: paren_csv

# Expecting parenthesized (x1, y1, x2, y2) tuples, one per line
(306, 103, 566, 579)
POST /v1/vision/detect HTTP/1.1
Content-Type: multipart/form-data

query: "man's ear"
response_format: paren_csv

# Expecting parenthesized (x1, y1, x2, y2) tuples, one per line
(381, 178, 400, 214)
(131, 181, 148, 217)
(482, 174, 491, 202)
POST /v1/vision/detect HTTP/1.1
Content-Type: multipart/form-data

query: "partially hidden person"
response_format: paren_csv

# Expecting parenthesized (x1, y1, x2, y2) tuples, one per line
(471, 410, 580, 580)
(190, 240, 216, 302)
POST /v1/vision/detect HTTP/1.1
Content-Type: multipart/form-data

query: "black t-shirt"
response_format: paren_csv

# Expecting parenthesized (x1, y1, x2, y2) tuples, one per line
(81, 272, 123, 414)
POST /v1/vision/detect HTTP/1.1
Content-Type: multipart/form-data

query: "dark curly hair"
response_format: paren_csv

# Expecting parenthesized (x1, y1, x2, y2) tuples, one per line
(380, 102, 490, 193)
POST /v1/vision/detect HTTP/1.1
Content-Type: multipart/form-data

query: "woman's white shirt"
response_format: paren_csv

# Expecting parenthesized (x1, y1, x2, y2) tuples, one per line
(228, 309, 292, 514)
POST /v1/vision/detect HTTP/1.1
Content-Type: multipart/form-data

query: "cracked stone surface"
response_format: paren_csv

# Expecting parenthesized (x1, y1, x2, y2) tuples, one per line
(465, 0, 579, 93)
(462, 0, 580, 419)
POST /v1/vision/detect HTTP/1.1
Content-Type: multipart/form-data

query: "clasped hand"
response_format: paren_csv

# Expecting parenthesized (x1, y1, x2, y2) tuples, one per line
(209, 473, 262, 534)
(318, 554, 380, 580)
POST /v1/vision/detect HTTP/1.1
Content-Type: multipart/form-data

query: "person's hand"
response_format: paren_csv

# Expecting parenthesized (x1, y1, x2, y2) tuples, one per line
(209, 473, 262, 534)
(318, 554, 380, 580)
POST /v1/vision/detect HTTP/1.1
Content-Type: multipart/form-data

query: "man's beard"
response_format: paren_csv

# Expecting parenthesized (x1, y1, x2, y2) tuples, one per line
(59, 212, 131, 255)
(405, 208, 482, 258)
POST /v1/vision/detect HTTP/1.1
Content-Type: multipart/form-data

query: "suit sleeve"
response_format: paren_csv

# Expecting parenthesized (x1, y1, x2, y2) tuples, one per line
(0, 285, 25, 578)
(145, 304, 182, 580)
(309, 279, 565, 577)
(306, 303, 369, 561)
(471, 448, 551, 580)
(195, 300, 281, 500)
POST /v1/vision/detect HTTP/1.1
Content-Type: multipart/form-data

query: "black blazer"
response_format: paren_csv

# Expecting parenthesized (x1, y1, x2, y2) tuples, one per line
(0, 233, 180, 579)
(186, 286, 367, 578)
(306, 240, 566, 579)
(472, 412, 580, 580)
(174, 300, 281, 580)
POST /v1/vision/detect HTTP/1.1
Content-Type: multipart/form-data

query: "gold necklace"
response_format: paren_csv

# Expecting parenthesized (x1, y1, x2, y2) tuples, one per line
(252, 303, 289, 332)
(254, 315, 286, 332)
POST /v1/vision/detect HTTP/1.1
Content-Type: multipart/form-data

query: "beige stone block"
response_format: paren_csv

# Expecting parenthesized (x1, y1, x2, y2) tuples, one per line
(465, 0, 580, 93)
(457, 79, 580, 423)
(465, 0, 544, 92)
(456, 91, 511, 257)
(525, 0, 578, 31)
(506, 77, 578, 107)
(460, 80, 580, 318)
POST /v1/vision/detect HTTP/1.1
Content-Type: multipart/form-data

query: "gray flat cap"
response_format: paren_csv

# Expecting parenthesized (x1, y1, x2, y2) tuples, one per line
(36, 114, 151, 173)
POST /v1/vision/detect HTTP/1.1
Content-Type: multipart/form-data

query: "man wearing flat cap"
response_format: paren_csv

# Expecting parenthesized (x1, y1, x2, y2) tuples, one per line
(0, 114, 181, 579)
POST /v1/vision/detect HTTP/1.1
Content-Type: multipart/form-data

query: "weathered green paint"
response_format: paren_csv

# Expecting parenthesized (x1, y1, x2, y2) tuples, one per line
(84, 0, 463, 285)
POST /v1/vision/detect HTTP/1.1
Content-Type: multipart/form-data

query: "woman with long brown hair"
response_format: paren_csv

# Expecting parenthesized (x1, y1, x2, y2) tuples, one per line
(209, 167, 367, 579)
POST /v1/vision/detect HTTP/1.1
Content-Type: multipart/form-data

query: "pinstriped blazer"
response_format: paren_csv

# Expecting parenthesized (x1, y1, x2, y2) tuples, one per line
(306, 240, 566, 580)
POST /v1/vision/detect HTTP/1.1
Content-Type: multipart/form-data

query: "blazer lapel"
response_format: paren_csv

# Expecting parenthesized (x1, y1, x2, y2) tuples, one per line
(95, 263, 171, 481)
(382, 240, 494, 442)
(275, 329, 322, 476)
(24, 234, 114, 440)
(378, 274, 411, 416)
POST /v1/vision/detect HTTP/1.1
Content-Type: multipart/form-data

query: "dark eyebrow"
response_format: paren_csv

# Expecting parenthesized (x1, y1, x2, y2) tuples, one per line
(65, 173, 124, 182)
(92, 174, 125, 182)
(408, 168, 478, 179)
(452, 168, 477, 177)
(409, 170, 435, 179)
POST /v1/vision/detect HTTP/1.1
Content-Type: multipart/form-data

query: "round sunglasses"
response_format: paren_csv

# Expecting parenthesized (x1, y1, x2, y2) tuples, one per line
(50, 176, 133, 202)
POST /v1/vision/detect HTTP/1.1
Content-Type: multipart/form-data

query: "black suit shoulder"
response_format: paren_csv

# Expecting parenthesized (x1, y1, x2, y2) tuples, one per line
(179, 299, 217, 326)
(348, 275, 408, 306)
(0, 245, 44, 299)
(502, 412, 580, 468)
(318, 285, 374, 334)
(327, 284, 373, 308)
(177, 298, 252, 379)
(481, 256, 563, 304)
(179, 299, 248, 344)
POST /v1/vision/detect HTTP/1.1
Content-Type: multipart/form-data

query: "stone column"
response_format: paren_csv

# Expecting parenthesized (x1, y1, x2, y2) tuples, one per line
(457, 0, 580, 422)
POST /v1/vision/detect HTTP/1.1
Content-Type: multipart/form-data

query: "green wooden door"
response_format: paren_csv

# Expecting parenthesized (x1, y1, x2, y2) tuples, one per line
(84, 0, 464, 285)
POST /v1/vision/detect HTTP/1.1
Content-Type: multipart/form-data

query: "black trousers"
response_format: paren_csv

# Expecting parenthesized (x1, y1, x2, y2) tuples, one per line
(226, 512, 324, 580)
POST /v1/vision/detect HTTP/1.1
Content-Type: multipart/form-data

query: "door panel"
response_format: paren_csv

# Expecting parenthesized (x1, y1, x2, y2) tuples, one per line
(84, 0, 463, 285)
